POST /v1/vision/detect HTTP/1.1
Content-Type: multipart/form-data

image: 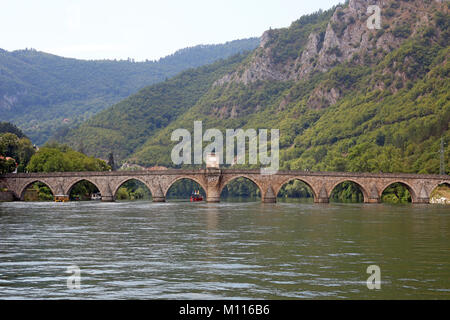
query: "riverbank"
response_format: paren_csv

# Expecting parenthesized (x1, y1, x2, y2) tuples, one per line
(430, 184, 450, 204)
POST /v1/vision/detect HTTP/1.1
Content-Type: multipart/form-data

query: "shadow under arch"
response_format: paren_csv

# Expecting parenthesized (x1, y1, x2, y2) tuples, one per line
(165, 177, 207, 201)
(276, 178, 316, 202)
(329, 180, 369, 203)
(219, 175, 262, 202)
(20, 180, 55, 201)
(113, 178, 152, 201)
(67, 179, 101, 201)
(381, 181, 415, 203)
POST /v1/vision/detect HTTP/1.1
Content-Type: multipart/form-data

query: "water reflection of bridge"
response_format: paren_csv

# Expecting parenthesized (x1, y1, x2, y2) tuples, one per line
(1, 169, 448, 204)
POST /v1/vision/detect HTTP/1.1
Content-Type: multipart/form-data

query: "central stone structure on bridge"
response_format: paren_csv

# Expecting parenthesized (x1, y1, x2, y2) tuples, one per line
(1, 169, 448, 204)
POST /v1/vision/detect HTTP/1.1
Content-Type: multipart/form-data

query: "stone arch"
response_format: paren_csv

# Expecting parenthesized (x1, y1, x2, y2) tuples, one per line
(381, 181, 416, 203)
(430, 181, 450, 194)
(274, 177, 318, 201)
(219, 175, 263, 199)
(329, 179, 370, 203)
(65, 178, 102, 197)
(164, 176, 208, 198)
(19, 180, 55, 200)
(429, 181, 450, 204)
(112, 177, 153, 199)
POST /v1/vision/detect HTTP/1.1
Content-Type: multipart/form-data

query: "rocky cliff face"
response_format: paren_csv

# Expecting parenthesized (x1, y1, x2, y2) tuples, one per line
(216, 0, 445, 88)
(0, 94, 20, 112)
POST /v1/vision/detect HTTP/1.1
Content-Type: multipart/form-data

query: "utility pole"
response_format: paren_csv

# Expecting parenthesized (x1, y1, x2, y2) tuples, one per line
(440, 137, 446, 175)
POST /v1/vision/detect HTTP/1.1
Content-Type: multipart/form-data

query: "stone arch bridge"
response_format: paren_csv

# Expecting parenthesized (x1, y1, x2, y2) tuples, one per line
(1, 169, 448, 204)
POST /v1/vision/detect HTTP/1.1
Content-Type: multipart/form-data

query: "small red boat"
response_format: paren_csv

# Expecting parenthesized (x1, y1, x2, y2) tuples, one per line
(190, 190, 203, 202)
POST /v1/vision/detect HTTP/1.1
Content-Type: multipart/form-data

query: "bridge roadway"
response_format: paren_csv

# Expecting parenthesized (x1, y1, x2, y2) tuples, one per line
(0, 169, 449, 203)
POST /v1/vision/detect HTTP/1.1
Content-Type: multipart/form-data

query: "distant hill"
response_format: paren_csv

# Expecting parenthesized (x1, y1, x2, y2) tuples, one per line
(54, 0, 450, 175)
(0, 38, 259, 144)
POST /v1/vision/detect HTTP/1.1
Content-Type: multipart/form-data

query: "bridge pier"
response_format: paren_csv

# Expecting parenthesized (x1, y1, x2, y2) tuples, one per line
(414, 198, 430, 204)
(315, 185, 329, 203)
(101, 195, 115, 202)
(415, 185, 430, 204)
(54, 194, 69, 202)
(367, 185, 380, 203)
(206, 193, 220, 203)
(206, 168, 221, 203)
(262, 186, 276, 203)
(152, 196, 166, 202)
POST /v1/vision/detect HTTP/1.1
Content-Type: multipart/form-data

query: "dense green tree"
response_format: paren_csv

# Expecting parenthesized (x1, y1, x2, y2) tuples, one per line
(278, 180, 313, 199)
(221, 178, 261, 199)
(382, 183, 412, 203)
(0, 129, 36, 173)
(330, 182, 364, 203)
(0, 157, 16, 174)
(16, 138, 35, 172)
(0, 122, 27, 138)
(69, 180, 100, 201)
(166, 179, 206, 199)
(115, 180, 151, 200)
(108, 152, 115, 171)
(0, 133, 19, 157)
(26, 143, 110, 173)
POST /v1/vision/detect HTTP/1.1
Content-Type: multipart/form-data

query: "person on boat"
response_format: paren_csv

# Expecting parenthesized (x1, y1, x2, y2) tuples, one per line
(190, 190, 203, 201)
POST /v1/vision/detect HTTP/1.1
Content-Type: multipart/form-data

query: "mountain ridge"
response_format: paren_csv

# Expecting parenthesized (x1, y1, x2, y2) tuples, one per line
(0, 38, 259, 144)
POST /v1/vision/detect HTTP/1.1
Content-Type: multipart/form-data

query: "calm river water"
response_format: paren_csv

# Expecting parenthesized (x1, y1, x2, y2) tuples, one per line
(0, 200, 449, 299)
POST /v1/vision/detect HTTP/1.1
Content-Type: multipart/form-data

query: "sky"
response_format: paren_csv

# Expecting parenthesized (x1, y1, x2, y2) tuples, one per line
(1, 0, 343, 61)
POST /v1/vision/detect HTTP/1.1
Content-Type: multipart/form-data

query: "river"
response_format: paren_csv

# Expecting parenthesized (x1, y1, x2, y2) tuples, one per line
(0, 200, 449, 299)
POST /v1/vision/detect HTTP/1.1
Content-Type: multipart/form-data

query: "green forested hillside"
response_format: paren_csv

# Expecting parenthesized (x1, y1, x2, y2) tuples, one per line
(58, 53, 249, 160)
(0, 38, 259, 144)
(61, 0, 449, 175)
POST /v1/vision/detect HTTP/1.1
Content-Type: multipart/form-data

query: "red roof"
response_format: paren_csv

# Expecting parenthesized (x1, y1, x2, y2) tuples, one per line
(0, 156, 18, 167)
(0, 156, 15, 161)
